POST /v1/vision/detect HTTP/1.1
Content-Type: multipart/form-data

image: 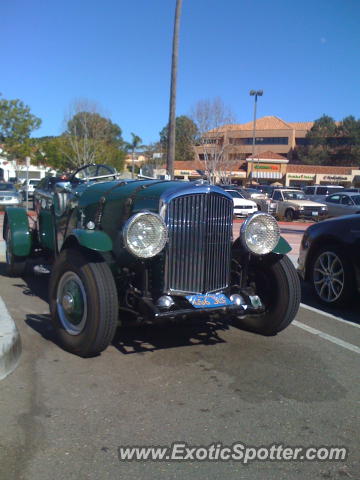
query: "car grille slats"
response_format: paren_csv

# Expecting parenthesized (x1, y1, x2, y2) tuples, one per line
(165, 193, 233, 294)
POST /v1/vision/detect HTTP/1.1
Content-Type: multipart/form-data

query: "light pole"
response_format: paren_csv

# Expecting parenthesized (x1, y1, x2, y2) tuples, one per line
(167, 0, 183, 180)
(249, 90, 263, 185)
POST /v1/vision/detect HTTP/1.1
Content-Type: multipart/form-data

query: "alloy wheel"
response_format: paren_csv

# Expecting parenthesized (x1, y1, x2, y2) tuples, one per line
(313, 251, 344, 303)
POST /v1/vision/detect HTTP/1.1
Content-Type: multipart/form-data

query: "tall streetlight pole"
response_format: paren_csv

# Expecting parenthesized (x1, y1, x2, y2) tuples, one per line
(249, 90, 263, 185)
(167, 0, 183, 180)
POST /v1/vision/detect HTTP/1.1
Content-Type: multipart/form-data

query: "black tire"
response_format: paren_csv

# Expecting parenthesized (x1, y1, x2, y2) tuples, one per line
(232, 255, 300, 335)
(310, 244, 354, 307)
(49, 248, 119, 357)
(285, 209, 294, 222)
(5, 225, 27, 277)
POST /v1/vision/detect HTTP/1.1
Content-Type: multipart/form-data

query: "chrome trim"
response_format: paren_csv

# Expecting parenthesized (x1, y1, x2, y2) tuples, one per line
(164, 190, 233, 295)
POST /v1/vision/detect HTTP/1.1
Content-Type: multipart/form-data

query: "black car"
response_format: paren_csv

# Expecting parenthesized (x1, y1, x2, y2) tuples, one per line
(298, 215, 360, 306)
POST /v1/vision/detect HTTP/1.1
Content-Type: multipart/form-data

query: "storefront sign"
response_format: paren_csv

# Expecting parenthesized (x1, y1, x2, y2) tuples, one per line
(322, 175, 352, 182)
(287, 174, 315, 180)
(254, 164, 280, 171)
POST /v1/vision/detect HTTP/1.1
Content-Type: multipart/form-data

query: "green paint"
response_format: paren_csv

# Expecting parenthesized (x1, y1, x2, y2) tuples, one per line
(70, 229, 113, 252)
(4, 207, 32, 257)
(272, 236, 292, 254)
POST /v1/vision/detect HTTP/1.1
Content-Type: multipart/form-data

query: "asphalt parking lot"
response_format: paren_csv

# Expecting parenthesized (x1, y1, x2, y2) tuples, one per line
(0, 215, 359, 480)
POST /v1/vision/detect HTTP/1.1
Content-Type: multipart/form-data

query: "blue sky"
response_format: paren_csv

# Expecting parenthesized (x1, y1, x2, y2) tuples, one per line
(2, 0, 360, 144)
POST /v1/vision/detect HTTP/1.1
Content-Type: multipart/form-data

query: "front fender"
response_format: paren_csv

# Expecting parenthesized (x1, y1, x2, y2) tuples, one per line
(3, 207, 32, 257)
(272, 236, 291, 255)
(232, 235, 291, 255)
(66, 229, 113, 252)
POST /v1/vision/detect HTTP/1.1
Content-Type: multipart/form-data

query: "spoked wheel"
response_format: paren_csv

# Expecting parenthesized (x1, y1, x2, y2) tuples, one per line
(5, 225, 26, 277)
(231, 254, 300, 335)
(311, 246, 354, 306)
(49, 248, 119, 357)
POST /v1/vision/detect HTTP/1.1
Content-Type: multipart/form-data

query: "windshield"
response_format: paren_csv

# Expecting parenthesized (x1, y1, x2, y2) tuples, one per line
(283, 191, 306, 200)
(29, 180, 40, 185)
(227, 190, 244, 199)
(0, 183, 16, 192)
(352, 195, 360, 205)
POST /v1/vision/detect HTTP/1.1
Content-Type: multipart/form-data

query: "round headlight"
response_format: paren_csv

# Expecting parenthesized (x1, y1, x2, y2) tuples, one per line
(241, 212, 280, 255)
(123, 212, 168, 258)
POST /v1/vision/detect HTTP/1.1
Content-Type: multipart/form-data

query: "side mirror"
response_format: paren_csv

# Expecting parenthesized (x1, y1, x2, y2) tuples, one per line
(55, 181, 72, 193)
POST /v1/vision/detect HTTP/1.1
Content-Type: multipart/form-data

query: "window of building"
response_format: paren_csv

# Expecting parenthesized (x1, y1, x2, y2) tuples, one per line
(242, 137, 289, 145)
(295, 138, 310, 146)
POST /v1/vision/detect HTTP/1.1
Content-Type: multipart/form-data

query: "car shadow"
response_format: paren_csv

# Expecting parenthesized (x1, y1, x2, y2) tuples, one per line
(112, 317, 229, 355)
(0, 262, 49, 302)
(300, 281, 360, 325)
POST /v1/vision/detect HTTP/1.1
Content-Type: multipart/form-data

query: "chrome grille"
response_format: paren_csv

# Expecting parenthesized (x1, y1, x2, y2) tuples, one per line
(164, 193, 233, 294)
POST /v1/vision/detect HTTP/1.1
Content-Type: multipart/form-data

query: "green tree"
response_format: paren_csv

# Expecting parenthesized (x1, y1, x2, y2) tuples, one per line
(160, 115, 198, 162)
(299, 114, 360, 166)
(0, 94, 41, 158)
(125, 133, 145, 178)
(63, 101, 125, 169)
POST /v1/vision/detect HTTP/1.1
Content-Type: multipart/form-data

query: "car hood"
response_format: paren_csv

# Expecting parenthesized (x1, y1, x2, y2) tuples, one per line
(285, 199, 326, 207)
(75, 179, 233, 234)
(0, 191, 17, 196)
(233, 198, 256, 207)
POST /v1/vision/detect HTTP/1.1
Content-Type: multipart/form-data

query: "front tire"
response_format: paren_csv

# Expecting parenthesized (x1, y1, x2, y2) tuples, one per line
(232, 255, 300, 335)
(285, 209, 294, 222)
(49, 248, 119, 357)
(310, 245, 354, 306)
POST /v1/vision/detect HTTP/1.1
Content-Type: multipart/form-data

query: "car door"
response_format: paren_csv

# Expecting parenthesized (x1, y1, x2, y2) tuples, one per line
(340, 194, 358, 215)
(325, 194, 342, 217)
(271, 190, 283, 214)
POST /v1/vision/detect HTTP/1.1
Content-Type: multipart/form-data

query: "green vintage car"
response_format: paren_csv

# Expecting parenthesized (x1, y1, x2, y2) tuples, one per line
(3, 163, 300, 357)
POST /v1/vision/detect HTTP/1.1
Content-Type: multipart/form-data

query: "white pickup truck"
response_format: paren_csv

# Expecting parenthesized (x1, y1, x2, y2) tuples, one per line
(257, 188, 328, 221)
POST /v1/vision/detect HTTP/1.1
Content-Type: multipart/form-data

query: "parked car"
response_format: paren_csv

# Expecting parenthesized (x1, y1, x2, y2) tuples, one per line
(33, 176, 68, 212)
(303, 185, 344, 203)
(342, 188, 360, 193)
(20, 179, 40, 200)
(3, 163, 300, 357)
(298, 215, 360, 306)
(223, 189, 258, 217)
(0, 182, 22, 208)
(258, 189, 328, 221)
(324, 192, 360, 217)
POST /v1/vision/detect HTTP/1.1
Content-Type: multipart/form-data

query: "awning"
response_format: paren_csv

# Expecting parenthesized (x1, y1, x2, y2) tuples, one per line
(250, 171, 283, 179)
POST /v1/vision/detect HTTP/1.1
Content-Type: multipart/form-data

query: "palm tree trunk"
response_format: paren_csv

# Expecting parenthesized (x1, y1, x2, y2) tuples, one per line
(167, 0, 183, 180)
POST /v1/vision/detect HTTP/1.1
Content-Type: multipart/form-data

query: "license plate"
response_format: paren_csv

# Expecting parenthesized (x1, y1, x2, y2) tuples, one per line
(186, 294, 233, 309)
(312, 211, 318, 216)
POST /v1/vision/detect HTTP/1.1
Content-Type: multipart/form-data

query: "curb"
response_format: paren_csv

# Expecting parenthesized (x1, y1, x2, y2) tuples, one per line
(0, 296, 22, 381)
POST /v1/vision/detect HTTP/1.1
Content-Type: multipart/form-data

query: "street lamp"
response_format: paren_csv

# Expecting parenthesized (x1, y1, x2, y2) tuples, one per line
(249, 90, 263, 185)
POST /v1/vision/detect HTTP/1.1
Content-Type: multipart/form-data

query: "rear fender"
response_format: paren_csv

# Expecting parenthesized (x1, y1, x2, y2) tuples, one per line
(3, 207, 32, 256)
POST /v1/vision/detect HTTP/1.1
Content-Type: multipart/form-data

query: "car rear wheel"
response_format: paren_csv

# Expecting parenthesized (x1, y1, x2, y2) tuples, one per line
(232, 255, 300, 335)
(285, 209, 294, 222)
(49, 248, 119, 357)
(5, 225, 26, 277)
(310, 245, 354, 306)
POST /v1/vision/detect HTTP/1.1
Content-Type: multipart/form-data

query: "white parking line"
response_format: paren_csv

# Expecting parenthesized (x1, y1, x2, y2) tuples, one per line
(300, 303, 360, 329)
(293, 320, 360, 354)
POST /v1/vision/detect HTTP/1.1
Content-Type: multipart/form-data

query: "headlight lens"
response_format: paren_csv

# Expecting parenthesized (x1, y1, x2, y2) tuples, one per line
(123, 212, 168, 258)
(241, 212, 280, 255)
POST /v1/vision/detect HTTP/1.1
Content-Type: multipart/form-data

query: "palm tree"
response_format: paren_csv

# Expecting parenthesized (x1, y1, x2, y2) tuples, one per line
(126, 133, 144, 178)
(167, 0, 183, 180)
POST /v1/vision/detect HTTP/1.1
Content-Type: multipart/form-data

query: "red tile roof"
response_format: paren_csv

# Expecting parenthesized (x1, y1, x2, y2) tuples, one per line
(287, 164, 354, 175)
(213, 116, 314, 133)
